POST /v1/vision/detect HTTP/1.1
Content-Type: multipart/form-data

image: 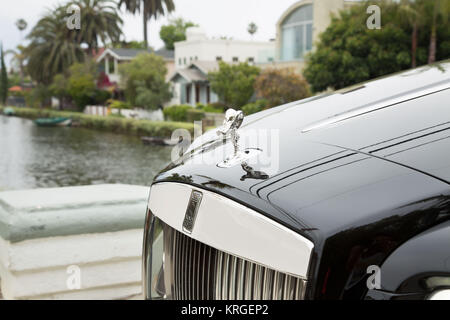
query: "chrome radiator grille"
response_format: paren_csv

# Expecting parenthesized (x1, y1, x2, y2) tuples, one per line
(162, 223, 307, 300)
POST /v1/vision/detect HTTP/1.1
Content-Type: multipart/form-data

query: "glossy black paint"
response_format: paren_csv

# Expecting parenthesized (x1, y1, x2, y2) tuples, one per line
(151, 62, 450, 299)
(365, 220, 450, 299)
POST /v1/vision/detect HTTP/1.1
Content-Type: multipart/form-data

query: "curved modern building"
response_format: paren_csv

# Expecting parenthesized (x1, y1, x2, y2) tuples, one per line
(273, 0, 359, 69)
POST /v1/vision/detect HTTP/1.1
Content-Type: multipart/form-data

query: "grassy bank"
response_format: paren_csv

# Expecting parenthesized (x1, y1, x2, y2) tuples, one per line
(1, 107, 194, 138)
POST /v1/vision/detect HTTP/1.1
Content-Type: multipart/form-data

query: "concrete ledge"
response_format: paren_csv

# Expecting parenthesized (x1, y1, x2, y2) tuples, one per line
(0, 184, 149, 300)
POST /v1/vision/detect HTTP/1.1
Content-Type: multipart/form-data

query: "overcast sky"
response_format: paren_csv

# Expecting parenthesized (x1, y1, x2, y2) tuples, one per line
(0, 0, 299, 65)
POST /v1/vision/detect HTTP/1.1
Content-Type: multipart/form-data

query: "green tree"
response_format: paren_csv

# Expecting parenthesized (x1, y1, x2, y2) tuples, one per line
(118, 0, 175, 48)
(254, 68, 310, 107)
(68, 0, 123, 50)
(208, 62, 260, 108)
(399, 0, 426, 68)
(159, 18, 197, 50)
(426, 0, 450, 63)
(49, 74, 70, 109)
(6, 45, 27, 85)
(0, 43, 8, 105)
(305, 0, 450, 92)
(119, 53, 172, 109)
(26, 6, 85, 84)
(67, 60, 98, 110)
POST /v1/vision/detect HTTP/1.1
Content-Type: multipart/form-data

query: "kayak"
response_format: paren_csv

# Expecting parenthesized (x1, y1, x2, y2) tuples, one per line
(3, 107, 14, 116)
(34, 117, 72, 127)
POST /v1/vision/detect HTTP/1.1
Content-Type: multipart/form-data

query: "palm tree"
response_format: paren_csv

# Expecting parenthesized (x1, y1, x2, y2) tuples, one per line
(6, 45, 27, 85)
(15, 19, 28, 41)
(118, 0, 175, 48)
(26, 7, 85, 84)
(427, 0, 450, 64)
(399, 0, 425, 68)
(67, 0, 123, 51)
(247, 22, 258, 39)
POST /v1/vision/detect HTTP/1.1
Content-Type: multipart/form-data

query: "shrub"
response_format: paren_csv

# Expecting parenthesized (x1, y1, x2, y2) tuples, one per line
(242, 99, 268, 116)
(208, 62, 260, 108)
(208, 102, 228, 111)
(93, 90, 111, 105)
(199, 104, 224, 114)
(186, 109, 205, 122)
(163, 105, 192, 122)
(254, 68, 310, 107)
(25, 85, 52, 108)
(107, 99, 131, 110)
(119, 53, 172, 110)
(5, 107, 194, 138)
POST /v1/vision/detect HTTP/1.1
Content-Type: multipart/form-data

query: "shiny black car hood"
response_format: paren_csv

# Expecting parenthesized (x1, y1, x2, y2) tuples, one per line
(153, 63, 450, 298)
(155, 63, 450, 235)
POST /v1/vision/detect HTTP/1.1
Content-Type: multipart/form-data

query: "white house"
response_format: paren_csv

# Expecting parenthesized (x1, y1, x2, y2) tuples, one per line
(174, 27, 276, 69)
(169, 61, 220, 106)
(96, 48, 175, 84)
(169, 28, 275, 106)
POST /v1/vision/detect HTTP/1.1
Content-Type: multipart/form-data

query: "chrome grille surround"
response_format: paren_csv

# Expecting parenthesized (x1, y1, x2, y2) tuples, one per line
(144, 182, 313, 300)
(150, 219, 307, 300)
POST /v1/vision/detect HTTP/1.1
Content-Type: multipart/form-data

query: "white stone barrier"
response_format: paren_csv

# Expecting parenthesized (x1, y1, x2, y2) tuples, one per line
(0, 184, 149, 300)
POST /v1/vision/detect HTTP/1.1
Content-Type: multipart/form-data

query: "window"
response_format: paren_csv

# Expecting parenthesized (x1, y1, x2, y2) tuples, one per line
(281, 4, 313, 61)
(195, 56, 198, 61)
(178, 58, 182, 65)
(232, 57, 239, 62)
(186, 84, 191, 104)
(108, 57, 115, 74)
(248, 57, 255, 63)
(184, 57, 187, 65)
(216, 56, 222, 61)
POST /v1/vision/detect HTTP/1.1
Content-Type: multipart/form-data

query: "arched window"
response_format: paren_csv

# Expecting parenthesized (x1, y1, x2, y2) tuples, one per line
(281, 4, 313, 61)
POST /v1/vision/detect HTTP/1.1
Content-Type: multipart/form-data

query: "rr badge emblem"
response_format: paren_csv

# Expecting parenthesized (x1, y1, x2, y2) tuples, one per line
(182, 190, 203, 234)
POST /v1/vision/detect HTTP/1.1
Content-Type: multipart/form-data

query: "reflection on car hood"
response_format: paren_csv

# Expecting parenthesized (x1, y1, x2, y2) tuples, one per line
(155, 62, 450, 240)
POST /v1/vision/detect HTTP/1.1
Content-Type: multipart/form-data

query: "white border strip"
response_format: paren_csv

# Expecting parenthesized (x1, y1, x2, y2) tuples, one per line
(148, 182, 314, 279)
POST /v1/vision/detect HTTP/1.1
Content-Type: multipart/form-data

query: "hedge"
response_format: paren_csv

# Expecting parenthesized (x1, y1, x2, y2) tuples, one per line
(0, 107, 194, 138)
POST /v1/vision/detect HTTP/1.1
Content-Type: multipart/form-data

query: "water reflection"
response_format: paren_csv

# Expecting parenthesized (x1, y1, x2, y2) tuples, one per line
(0, 116, 172, 190)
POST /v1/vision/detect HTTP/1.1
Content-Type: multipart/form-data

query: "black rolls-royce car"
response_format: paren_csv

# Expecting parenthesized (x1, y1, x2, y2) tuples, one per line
(143, 61, 450, 300)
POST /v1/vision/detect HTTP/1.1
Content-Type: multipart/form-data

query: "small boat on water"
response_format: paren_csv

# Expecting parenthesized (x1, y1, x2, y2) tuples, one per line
(34, 117, 72, 127)
(141, 136, 180, 146)
(3, 107, 15, 116)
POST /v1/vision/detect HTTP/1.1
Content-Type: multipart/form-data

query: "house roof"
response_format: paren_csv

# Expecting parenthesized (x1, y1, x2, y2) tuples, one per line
(96, 47, 175, 62)
(175, 68, 208, 82)
(192, 61, 219, 74)
(8, 86, 23, 92)
(169, 61, 220, 83)
(154, 47, 175, 60)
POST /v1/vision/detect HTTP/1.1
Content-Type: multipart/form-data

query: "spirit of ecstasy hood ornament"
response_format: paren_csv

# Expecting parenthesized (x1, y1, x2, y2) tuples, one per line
(217, 109, 245, 156)
(216, 109, 263, 169)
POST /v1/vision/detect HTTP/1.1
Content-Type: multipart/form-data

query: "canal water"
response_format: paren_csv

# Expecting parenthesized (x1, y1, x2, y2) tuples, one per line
(0, 115, 172, 190)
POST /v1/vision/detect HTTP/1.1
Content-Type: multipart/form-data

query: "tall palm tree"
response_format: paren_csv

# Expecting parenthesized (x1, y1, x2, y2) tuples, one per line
(15, 19, 28, 41)
(399, 0, 425, 68)
(6, 45, 27, 85)
(118, 0, 175, 48)
(26, 7, 85, 84)
(67, 0, 124, 51)
(247, 22, 258, 39)
(427, 0, 450, 64)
